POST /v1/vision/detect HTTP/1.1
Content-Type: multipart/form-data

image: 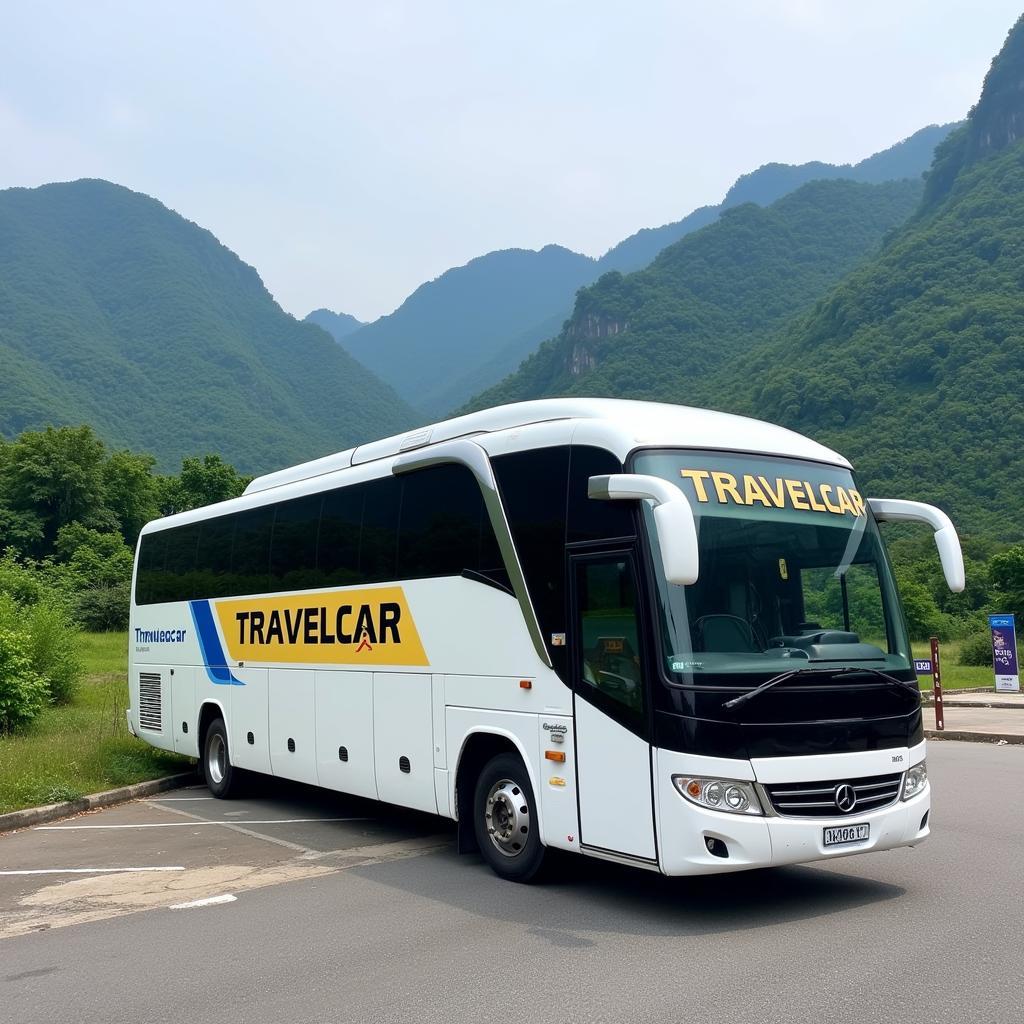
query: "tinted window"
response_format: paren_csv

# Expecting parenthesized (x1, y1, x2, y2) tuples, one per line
(318, 485, 363, 587)
(270, 494, 323, 591)
(194, 515, 235, 599)
(493, 446, 570, 680)
(164, 523, 199, 602)
(576, 555, 644, 714)
(230, 505, 273, 596)
(360, 477, 400, 582)
(567, 446, 634, 543)
(399, 464, 486, 578)
(135, 530, 167, 604)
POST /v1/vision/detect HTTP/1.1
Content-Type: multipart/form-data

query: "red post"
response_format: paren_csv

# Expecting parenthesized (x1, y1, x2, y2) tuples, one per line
(930, 635, 944, 732)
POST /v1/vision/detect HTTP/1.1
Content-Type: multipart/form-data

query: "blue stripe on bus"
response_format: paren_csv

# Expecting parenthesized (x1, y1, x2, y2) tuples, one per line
(189, 600, 245, 686)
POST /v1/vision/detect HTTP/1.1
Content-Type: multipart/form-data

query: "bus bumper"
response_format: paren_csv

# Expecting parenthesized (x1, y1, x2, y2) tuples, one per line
(655, 747, 930, 876)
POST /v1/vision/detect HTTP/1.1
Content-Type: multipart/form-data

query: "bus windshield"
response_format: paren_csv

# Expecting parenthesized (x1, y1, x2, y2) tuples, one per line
(631, 450, 913, 685)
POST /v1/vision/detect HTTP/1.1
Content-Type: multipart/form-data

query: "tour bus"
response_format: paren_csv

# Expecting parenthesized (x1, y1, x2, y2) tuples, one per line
(128, 399, 963, 881)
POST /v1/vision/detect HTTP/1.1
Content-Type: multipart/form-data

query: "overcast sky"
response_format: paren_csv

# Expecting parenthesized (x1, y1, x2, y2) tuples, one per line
(1, 1, 1020, 322)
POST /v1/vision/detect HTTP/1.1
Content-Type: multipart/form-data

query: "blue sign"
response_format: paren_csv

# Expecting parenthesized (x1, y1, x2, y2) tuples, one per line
(914, 659, 933, 675)
(988, 614, 1020, 693)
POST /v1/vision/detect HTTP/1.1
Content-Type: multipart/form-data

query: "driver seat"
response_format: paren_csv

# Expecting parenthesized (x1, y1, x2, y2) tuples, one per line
(695, 614, 760, 653)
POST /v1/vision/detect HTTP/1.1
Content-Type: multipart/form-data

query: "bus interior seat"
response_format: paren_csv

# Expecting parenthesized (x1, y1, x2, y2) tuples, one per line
(695, 614, 760, 653)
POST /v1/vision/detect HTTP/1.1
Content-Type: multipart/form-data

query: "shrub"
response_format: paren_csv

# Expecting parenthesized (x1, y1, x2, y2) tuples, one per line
(959, 631, 994, 667)
(0, 627, 50, 732)
(0, 594, 82, 704)
(74, 583, 130, 632)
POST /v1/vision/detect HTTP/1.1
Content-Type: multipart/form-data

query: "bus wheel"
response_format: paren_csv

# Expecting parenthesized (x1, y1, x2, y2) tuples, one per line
(473, 753, 546, 882)
(203, 718, 243, 799)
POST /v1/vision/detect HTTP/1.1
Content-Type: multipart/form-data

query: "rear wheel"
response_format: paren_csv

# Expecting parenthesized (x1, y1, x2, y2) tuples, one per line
(473, 753, 546, 882)
(203, 718, 243, 798)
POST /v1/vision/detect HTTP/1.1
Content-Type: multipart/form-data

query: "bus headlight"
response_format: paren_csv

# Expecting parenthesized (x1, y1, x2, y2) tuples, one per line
(902, 761, 928, 800)
(672, 775, 764, 816)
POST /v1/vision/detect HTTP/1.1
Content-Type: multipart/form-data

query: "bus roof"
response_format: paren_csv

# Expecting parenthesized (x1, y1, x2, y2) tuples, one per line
(244, 398, 850, 497)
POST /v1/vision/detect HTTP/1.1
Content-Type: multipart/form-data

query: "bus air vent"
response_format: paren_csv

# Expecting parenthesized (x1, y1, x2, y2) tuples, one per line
(338, 746, 349, 762)
(138, 672, 162, 732)
(399, 756, 411, 774)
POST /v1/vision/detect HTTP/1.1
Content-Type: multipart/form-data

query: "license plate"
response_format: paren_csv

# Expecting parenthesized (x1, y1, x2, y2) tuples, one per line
(823, 823, 870, 847)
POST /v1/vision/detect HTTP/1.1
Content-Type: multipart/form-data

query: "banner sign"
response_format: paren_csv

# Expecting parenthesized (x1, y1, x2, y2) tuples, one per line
(988, 614, 1020, 693)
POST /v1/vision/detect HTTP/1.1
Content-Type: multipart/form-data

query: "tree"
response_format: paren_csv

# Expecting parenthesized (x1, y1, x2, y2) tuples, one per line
(103, 450, 159, 544)
(0, 426, 115, 553)
(989, 545, 1024, 620)
(160, 454, 250, 514)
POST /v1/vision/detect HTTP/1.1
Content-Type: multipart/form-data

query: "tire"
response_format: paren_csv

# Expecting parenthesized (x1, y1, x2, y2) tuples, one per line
(473, 752, 546, 883)
(202, 717, 244, 798)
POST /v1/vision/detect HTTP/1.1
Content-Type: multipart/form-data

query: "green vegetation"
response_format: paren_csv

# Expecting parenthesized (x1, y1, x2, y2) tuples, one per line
(0, 632, 186, 815)
(0, 424, 252, 733)
(464, 19, 1024, 651)
(469, 178, 924, 410)
(0, 179, 415, 473)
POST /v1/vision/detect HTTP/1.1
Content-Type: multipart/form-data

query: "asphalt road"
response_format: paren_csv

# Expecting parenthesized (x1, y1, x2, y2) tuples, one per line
(1, 741, 1021, 1024)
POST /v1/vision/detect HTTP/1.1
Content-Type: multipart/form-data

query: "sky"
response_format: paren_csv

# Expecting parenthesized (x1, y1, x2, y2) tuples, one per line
(1, 1, 1020, 322)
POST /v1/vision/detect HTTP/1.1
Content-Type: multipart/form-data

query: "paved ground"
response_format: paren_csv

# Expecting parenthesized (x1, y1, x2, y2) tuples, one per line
(1, 743, 1022, 1024)
(924, 701, 1024, 740)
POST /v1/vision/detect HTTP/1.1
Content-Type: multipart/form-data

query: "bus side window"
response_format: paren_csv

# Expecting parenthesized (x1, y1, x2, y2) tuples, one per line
(195, 515, 235, 599)
(360, 477, 400, 583)
(136, 530, 167, 605)
(576, 557, 644, 714)
(318, 485, 363, 587)
(269, 493, 323, 592)
(230, 505, 274, 598)
(398, 464, 483, 579)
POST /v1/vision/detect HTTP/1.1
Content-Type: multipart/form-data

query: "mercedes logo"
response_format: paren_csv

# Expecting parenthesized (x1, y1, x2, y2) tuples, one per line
(834, 783, 858, 813)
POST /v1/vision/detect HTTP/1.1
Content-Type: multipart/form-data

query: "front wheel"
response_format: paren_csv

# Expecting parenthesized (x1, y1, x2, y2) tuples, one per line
(473, 753, 546, 882)
(203, 718, 244, 798)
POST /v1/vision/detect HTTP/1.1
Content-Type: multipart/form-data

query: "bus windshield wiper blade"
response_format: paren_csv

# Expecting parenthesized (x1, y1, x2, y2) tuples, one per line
(722, 665, 920, 711)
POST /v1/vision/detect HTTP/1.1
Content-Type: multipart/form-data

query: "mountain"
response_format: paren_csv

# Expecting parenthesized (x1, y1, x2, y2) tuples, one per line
(710, 15, 1024, 540)
(595, 123, 957, 276)
(0, 180, 415, 473)
(303, 308, 365, 343)
(327, 126, 953, 418)
(465, 177, 924, 410)
(340, 245, 596, 416)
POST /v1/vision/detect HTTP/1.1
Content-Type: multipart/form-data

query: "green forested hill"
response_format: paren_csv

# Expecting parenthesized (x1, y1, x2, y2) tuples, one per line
(341, 245, 598, 417)
(303, 308, 365, 342)
(467, 177, 923, 409)
(713, 20, 1024, 540)
(0, 180, 415, 472)
(467, 15, 1024, 546)
(315, 128, 950, 419)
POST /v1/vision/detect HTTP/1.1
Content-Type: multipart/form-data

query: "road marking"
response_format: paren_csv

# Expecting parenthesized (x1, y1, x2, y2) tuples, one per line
(0, 867, 186, 876)
(149, 797, 215, 802)
(169, 893, 237, 910)
(35, 818, 369, 830)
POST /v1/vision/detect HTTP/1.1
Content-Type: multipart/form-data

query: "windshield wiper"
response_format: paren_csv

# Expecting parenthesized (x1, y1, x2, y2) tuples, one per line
(722, 666, 919, 711)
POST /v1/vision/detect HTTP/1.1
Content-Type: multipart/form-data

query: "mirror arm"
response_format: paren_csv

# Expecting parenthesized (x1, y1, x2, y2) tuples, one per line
(589, 473, 699, 586)
(867, 497, 965, 594)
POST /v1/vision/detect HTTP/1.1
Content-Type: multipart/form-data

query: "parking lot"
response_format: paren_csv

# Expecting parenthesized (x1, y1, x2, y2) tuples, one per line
(2, 741, 1022, 1024)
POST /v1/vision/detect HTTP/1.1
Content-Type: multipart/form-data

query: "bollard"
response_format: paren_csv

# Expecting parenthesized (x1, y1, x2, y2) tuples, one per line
(930, 635, 944, 731)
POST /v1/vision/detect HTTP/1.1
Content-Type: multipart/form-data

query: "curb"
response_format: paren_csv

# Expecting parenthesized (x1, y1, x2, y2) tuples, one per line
(923, 700, 1024, 710)
(925, 729, 1023, 745)
(0, 771, 198, 835)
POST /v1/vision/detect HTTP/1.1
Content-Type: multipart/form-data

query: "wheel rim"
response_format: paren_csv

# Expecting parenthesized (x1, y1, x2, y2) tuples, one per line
(484, 778, 530, 858)
(207, 732, 227, 786)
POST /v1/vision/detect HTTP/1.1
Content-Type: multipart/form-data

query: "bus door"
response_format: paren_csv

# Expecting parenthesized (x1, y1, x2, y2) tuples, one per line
(569, 550, 657, 863)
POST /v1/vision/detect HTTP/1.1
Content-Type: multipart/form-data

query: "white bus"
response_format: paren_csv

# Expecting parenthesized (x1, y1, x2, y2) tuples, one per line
(128, 399, 963, 881)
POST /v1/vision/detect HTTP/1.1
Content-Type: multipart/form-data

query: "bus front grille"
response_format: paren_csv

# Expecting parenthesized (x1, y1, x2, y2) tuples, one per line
(763, 772, 902, 817)
(138, 672, 163, 732)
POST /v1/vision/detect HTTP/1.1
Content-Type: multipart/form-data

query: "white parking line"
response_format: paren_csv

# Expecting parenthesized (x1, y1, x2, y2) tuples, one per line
(149, 797, 215, 802)
(169, 893, 238, 910)
(0, 867, 186, 875)
(35, 818, 369, 830)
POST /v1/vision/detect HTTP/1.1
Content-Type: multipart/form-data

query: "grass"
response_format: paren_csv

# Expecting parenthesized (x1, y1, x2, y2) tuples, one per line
(0, 631, 189, 816)
(910, 639, 995, 690)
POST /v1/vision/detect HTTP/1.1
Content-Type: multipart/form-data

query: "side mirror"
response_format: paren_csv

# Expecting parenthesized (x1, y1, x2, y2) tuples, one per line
(867, 497, 965, 593)
(589, 474, 699, 586)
